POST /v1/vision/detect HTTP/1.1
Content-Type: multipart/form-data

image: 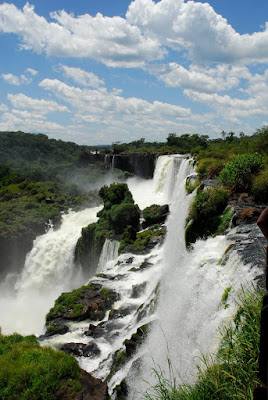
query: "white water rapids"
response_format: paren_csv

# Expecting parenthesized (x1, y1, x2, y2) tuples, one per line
(0, 155, 259, 398)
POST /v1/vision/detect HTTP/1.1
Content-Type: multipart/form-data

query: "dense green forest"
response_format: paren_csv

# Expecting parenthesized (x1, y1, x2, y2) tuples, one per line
(0, 131, 109, 240)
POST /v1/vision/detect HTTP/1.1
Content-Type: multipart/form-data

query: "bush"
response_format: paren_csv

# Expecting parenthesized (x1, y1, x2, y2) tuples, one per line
(186, 187, 229, 245)
(220, 153, 264, 192)
(111, 203, 140, 234)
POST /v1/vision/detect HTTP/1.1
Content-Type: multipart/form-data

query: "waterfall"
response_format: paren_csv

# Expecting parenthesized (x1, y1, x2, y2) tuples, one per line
(127, 159, 258, 399)
(0, 206, 101, 336)
(97, 239, 120, 273)
(0, 154, 259, 399)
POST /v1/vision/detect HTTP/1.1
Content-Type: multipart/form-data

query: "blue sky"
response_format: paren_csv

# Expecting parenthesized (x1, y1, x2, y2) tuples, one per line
(0, 0, 268, 145)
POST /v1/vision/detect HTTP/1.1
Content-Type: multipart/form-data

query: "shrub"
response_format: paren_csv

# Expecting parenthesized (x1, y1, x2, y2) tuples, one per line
(220, 153, 264, 192)
(111, 203, 140, 234)
(186, 187, 229, 245)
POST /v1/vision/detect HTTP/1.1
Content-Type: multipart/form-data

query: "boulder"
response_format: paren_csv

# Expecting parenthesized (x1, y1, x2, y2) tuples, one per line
(54, 369, 109, 400)
(142, 204, 169, 227)
(45, 283, 119, 335)
(233, 207, 263, 226)
(60, 342, 101, 358)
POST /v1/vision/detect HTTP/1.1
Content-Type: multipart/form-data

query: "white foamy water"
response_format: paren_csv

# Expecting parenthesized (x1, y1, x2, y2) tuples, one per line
(0, 154, 258, 400)
(0, 206, 101, 335)
(127, 158, 258, 399)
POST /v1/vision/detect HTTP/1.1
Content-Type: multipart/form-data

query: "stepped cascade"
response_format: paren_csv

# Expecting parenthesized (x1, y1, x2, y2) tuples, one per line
(0, 154, 261, 399)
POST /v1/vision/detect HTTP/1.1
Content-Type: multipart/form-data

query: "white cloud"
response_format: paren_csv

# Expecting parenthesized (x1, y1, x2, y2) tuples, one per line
(7, 93, 70, 114)
(61, 65, 104, 88)
(39, 78, 191, 120)
(148, 63, 251, 93)
(26, 68, 38, 76)
(0, 103, 8, 112)
(126, 0, 268, 65)
(1, 73, 31, 86)
(0, 2, 163, 67)
(0, 110, 65, 133)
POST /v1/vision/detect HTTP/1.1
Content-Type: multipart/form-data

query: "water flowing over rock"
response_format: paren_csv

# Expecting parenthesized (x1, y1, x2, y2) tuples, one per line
(0, 154, 264, 400)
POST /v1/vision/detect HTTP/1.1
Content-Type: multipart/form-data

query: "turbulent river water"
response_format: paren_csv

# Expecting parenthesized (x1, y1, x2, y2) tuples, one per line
(0, 155, 259, 398)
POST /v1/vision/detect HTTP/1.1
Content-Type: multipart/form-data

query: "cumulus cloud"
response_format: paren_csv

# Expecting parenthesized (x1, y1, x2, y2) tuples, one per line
(126, 0, 268, 65)
(148, 63, 251, 93)
(0, 110, 65, 133)
(0, 1, 268, 68)
(61, 65, 104, 88)
(1, 73, 31, 86)
(0, 2, 163, 67)
(7, 93, 70, 114)
(39, 78, 191, 120)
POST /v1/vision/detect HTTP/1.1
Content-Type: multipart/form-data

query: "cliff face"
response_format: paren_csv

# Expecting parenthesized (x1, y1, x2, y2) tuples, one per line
(0, 225, 45, 278)
(111, 153, 156, 179)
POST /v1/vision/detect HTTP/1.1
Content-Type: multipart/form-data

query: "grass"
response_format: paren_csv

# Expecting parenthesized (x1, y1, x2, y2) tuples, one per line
(0, 331, 82, 400)
(143, 286, 262, 400)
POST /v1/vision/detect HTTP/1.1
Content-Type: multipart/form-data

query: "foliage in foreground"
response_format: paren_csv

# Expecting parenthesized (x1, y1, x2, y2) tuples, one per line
(0, 331, 82, 400)
(143, 287, 262, 400)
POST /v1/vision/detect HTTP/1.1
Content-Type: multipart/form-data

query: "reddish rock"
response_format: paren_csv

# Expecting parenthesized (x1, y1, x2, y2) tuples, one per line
(233, 207, 263, 226)
(54, 370, 109, 400)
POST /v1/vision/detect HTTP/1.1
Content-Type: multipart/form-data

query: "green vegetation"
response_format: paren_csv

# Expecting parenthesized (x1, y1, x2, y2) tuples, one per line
(119, 225, 165, 254)
(219, 153, 264, 192)
(0, 131, 109, 243)
(143, 204, 169, 226)
(0, 331, 82, 400)
(75, 183, 140, 269)
(143, 287, 262, 400)
(0, 179, 97, 240)
(185, 187, 229, 246)
(45, 282, 116, 324)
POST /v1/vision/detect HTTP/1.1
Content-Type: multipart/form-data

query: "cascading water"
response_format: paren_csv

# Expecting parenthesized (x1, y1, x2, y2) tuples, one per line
(97, 239, 120, 273)
(126, 159, 259, 399)
(0, 206, 101, 336)
(0, 154, 260, 399)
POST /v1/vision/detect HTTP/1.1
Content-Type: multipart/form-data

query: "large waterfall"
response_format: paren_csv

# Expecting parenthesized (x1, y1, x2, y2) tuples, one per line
(0, 154, 259, 398)
(0, 206, 101, 335)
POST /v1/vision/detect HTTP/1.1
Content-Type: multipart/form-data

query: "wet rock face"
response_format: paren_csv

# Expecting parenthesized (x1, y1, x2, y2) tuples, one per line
(60, 342, 101, 358)
(224, 223, 267, 288)
(112, 154, 156, 179)
(45, 283, 119, 336)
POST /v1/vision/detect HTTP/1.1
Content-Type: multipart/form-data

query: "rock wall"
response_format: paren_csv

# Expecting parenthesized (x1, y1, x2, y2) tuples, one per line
(111, 153, 157, 179)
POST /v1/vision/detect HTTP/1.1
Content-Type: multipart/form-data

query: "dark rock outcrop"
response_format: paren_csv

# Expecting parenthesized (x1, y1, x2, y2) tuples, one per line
(45, 283, 119, 337)
(112, 153, 156, 179)
(60, 342, 101, 358)
(54, 369, 109, 400)
(142, 204, 169, 228)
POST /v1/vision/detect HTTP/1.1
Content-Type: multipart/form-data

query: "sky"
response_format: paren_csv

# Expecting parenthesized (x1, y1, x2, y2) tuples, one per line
(0, 1, 268, 145)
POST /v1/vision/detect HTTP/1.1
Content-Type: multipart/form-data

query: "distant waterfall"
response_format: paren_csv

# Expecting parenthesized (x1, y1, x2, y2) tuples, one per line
(0, 207, 101, 335)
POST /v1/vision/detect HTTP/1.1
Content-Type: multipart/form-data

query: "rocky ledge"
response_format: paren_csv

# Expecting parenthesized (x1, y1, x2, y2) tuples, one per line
(43, 283, 119, 338)
(55, 370, 109, 400)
